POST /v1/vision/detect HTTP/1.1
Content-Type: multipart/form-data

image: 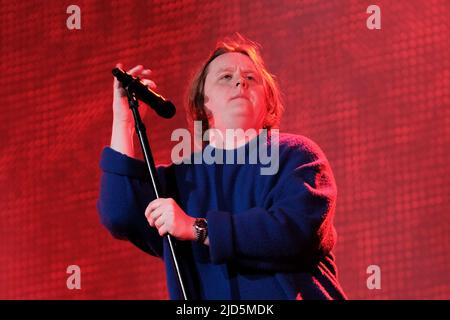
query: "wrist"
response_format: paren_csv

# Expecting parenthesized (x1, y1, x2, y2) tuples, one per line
(110, 120, 135, 157)
(112, 119, 134, 128)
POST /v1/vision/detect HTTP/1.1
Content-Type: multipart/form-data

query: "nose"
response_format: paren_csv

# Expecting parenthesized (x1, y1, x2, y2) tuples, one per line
(235, 77, 248, 88)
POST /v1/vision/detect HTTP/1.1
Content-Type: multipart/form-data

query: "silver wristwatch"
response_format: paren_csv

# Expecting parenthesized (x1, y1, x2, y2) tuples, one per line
(193, 218, 208, 243)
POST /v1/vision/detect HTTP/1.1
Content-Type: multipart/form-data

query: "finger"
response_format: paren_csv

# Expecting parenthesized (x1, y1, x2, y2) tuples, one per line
(141, 69, 152, 76)
(145, 203, 152, 219)
(128, 65, 144, 76)
(145, 205, 158, 225)
(146, 203, 165, 227)
(157, 225, 167, 237)
(146, 210, 157, 227)
(145, 199, 163, 217)
(150, 205, 165, 224)
(154, 215, 164, 229)
(141, 79, 157, 90)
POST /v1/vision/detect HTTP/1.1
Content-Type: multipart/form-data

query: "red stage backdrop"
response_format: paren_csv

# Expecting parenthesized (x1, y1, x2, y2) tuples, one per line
(0, 0, 449, 299)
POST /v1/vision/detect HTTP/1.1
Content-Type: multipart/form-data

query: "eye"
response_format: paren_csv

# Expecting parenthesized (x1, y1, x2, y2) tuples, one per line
(220, 74, 232, 80)
(246, 74, 257, 81)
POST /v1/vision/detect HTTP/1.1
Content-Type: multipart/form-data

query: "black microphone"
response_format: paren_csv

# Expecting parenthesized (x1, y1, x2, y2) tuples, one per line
(112, 67, 176, 119)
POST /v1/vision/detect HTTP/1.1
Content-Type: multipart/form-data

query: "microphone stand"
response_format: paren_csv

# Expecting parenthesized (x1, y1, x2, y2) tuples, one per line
(125, 87, 188, 300)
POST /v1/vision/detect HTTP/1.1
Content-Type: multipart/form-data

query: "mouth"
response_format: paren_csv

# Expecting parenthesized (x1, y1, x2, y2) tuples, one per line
(230, 95, 249, 101)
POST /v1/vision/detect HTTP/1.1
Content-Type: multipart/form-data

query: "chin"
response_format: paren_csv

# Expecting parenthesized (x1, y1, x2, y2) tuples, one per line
(230, 123, 256, 132)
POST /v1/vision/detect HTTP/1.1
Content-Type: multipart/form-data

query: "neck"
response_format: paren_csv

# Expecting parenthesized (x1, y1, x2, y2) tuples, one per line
(208, 127, 262, 150)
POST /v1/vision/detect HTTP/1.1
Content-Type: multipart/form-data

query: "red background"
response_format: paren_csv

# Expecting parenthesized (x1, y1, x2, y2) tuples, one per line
(0, 0, 449, 299)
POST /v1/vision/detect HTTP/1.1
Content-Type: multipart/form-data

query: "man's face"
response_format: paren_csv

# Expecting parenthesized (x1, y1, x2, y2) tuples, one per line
(203, 52, 267, 132)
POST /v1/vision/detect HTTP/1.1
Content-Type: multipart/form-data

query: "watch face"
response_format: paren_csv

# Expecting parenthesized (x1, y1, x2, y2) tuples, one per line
(195, 219, 207, 229)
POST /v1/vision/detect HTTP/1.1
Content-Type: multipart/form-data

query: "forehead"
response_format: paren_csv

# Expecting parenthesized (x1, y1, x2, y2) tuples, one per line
(207, 52, 258, 73)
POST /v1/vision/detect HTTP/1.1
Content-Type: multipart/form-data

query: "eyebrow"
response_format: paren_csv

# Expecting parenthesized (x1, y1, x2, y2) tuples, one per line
(215, 67, 257, 75)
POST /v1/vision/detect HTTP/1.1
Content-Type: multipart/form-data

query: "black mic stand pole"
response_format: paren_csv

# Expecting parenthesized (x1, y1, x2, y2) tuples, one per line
(125, 87, 188, 300)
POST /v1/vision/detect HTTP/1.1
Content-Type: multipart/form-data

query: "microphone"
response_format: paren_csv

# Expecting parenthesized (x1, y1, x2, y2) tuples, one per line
(112, 67, 176, 119)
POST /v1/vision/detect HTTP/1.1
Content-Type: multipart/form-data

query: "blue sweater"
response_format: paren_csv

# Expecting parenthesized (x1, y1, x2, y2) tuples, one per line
(97, 132, 346, 300)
